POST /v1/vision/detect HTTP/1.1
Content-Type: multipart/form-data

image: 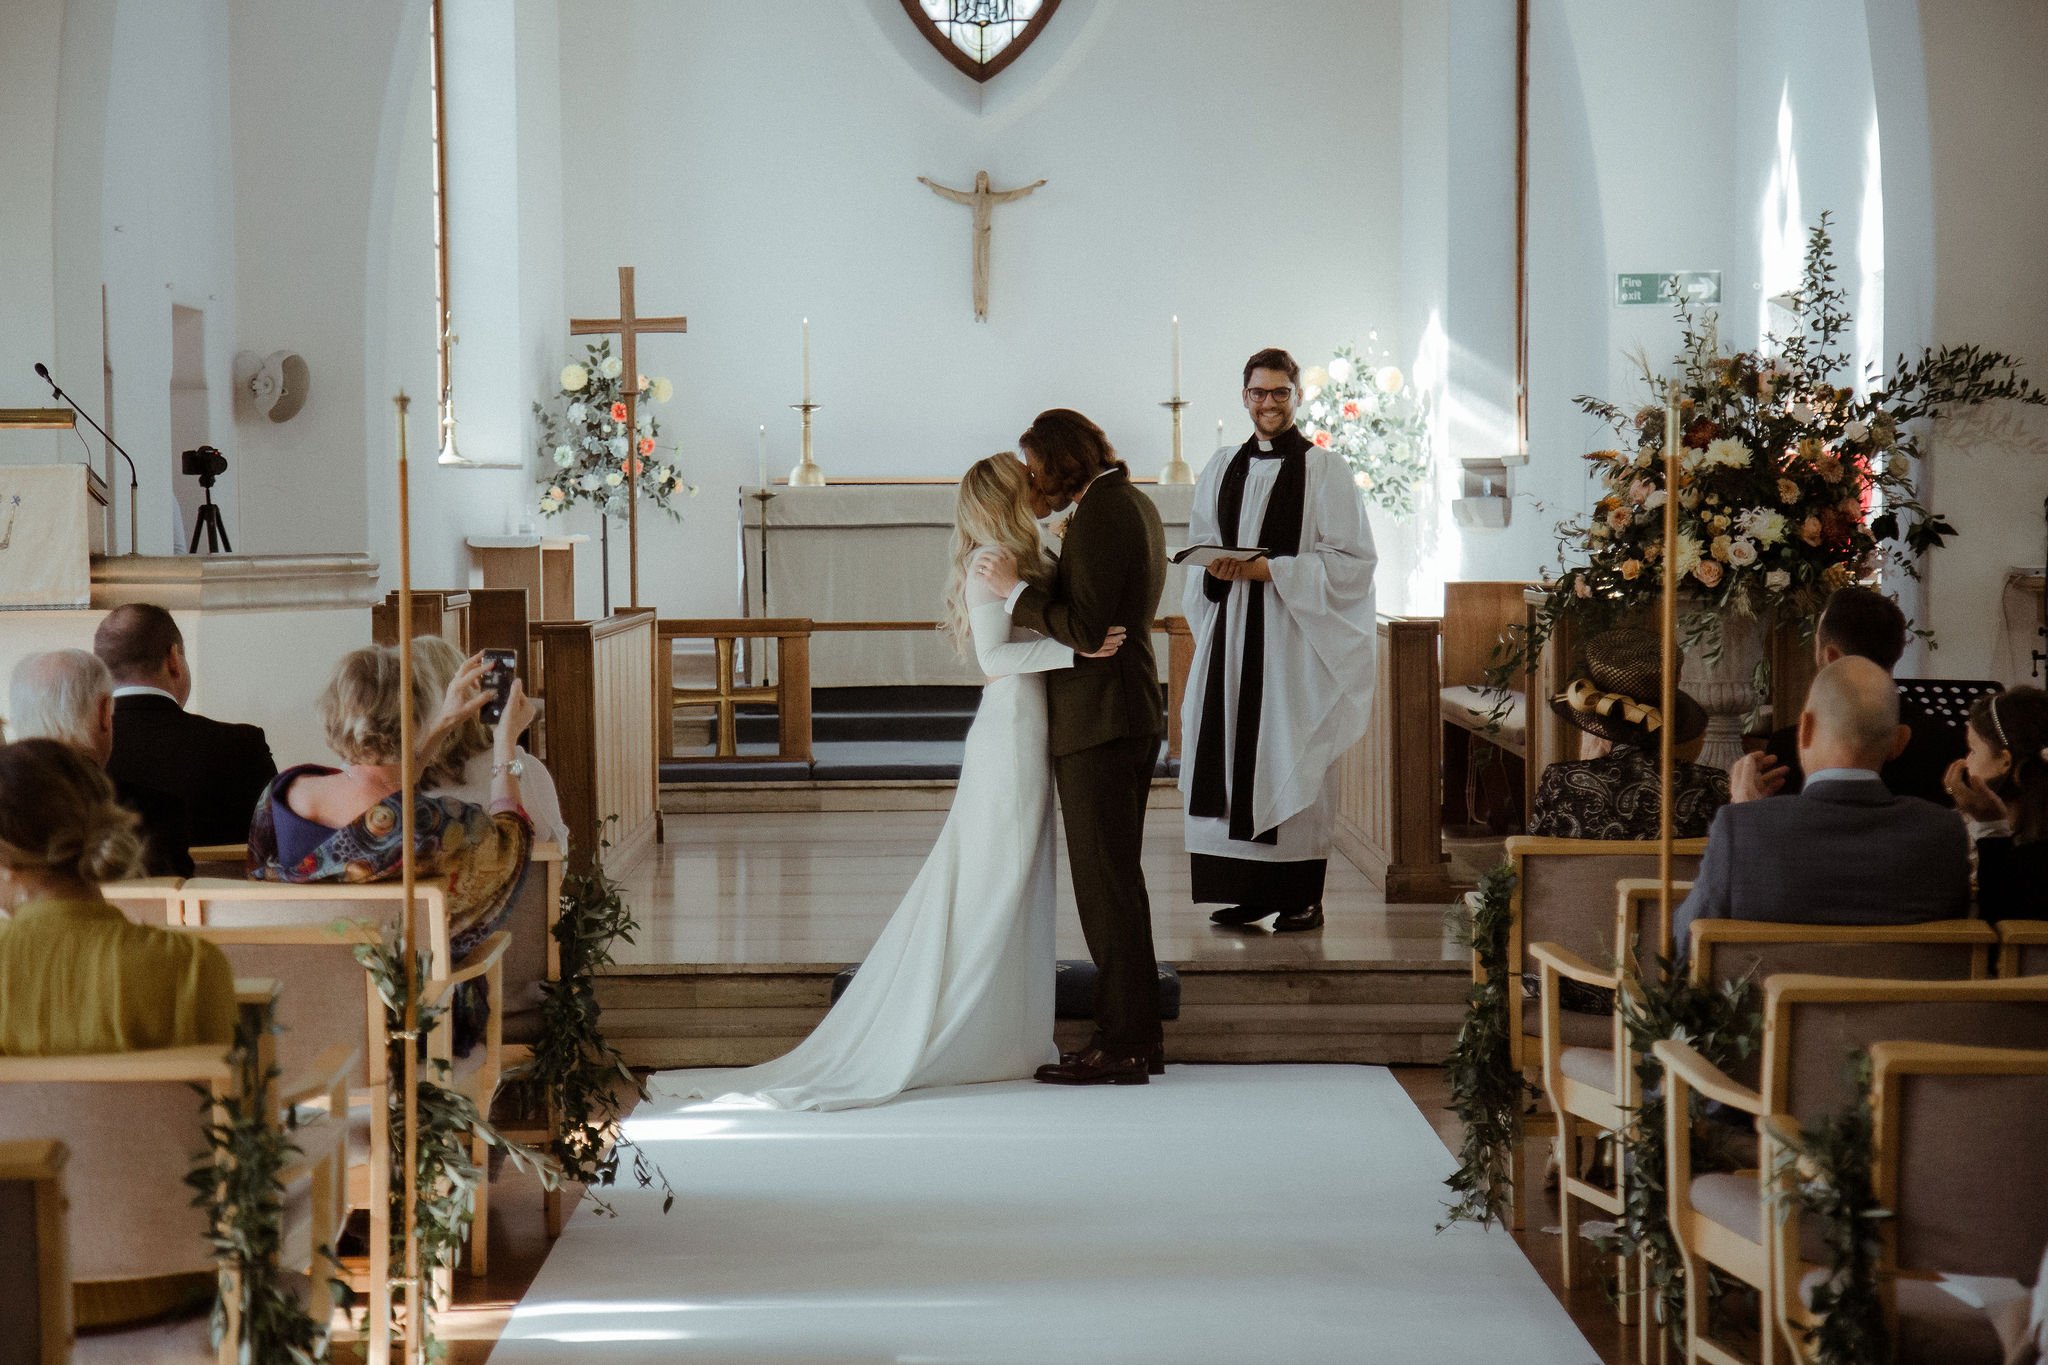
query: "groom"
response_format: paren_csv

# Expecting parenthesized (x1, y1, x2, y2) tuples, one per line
(976, 409, 1168, 1085)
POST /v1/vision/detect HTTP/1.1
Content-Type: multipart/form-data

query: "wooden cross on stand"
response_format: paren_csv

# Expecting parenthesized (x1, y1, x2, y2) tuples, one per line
(570, 265, 687, 607)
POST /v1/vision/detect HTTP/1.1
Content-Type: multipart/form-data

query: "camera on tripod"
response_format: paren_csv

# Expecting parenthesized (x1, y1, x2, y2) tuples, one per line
(180, 445, 232, 553)
(182, 446, 228, 480)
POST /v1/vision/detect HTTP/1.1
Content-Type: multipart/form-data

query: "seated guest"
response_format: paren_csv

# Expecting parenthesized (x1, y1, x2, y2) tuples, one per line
(1944, 686, 2048, 925)
(0, 737, 235, 1329)
(1730, 585, 1959, 806)
(7, 650, 192, 877)
(1529, 627, 1728, 839)
(411, 636, 569, 847)
(1673, 656, 1970, 955)
(247, 646, 535, 1049)
(94, 602, 277, 846)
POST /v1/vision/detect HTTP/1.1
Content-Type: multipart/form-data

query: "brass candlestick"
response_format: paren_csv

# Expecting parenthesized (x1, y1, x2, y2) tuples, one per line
(1158, 397, 1194, 484)
(788, 402, 827, 486)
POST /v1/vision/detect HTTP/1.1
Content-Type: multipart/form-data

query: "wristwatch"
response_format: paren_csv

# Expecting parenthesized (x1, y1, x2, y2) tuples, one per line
(493, 757, 525, 779)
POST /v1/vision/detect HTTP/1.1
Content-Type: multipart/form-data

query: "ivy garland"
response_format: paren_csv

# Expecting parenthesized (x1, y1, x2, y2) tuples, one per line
(355, 934, 559, 1354)
(185, 995, 337, 1364)
(1595, 959, 1761, 1350)
(1771, 1052, 1891, 1365)
(1439, 862, 1535, 1230)
(508, 822, 675, 1217)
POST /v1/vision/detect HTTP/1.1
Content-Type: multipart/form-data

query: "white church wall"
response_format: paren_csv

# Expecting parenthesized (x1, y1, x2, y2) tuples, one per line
(0, 0, 69, 466)
(556, 0, 1406, 620)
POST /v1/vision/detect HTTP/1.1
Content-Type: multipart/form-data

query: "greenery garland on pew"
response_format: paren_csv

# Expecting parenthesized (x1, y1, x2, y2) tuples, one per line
(1770, 1052, 1891, 1365)
(357, 935, 559, 1354)
(509, 819, 675, 1217)
(1595, 959, 1761, 1349)
(186, 995, 337, 1365)
(1439, 861, 1534, 1229)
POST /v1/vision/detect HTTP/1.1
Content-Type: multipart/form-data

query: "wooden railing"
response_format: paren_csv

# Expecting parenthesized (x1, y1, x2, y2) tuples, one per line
(656, 617, 1196, 767)
(1333, 615, 1458, 904)
(535, 609, 660, 872)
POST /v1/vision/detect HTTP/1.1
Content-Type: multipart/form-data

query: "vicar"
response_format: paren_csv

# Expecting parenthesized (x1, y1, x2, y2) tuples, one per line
(1183, 348, 1378, 931)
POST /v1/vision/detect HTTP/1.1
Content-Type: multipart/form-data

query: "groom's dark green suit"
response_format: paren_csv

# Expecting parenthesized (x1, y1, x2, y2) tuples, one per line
(1012, 465, 1167, 1052)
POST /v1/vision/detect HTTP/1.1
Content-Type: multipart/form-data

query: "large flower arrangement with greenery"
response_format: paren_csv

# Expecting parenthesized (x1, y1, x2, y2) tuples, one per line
(534, 339, 695, 521)
(1297, 338, 1433, 519)
(1504, 214, 2043, 674)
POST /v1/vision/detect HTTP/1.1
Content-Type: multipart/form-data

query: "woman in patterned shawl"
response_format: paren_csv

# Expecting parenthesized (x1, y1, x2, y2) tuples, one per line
(247, 645, 535, 1049)
(1529, 627, 1729, 840)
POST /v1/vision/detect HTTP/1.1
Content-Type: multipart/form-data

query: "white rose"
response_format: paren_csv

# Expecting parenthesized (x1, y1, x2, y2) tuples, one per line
(560, 364, 589, 391)
(553, 445, 574, 467)
(1790, 402, 1816, 425)
(1326, 357, 1354, 385)
(1301, 385, 1322, 403)
(1353, 471, 1374, 491)
(566, 402, 587, 424)
(1844, 419, 1870, 443)
(1302, 365, 1330, 391)
(1375, 366, 1404, 395)
(649, 376, 673, 403)
(657, 465, 675, 483)
(1765, 568, 1791, 591)
(609, 435, 628, 458)
(600, 355, 624, 379)
(578, 473, 601, 492)
(636, 373, 647, 391)
(604, 472, 624, 487)
(1726, 537, 1758, 567)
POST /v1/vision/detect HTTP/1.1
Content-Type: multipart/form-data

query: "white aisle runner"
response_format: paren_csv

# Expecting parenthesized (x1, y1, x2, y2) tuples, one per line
(494, 1066, 1598, 1365)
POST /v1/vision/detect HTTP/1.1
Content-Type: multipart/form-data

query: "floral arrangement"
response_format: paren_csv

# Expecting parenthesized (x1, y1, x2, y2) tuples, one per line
(1439, 862, 1535, 1230)
(1298, 338, 1433, 518)
(533, 338, 695, 521)
(1502, 214, 2043, 674)
(1770, 1053, 1892, 1365)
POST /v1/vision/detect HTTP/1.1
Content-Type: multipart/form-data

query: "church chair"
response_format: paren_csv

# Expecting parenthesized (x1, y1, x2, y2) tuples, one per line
(1996, 920, 2048, 978)
(1656, 974, 2048, 1365)
(0, 1138, 71, 1365)
(1526, 875, 1692, 1324)
(1689, 918, 1997, 995)
(0, 986, 351, 1365)
(97, 876, 184, 925)
(187, 842, 250, 877)
(495, 838, 574, 1238)
(419, 929, 513, 1279)
(1497, 837, 1707, 1226)
(1760, 1040, 2048, 1365)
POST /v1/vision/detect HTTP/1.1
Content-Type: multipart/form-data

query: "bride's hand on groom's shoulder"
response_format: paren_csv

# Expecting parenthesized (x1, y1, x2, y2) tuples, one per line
(973, 547, 1021, 594)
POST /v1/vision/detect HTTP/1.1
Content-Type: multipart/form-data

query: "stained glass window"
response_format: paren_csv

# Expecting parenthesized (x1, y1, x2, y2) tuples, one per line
(902, 0, 1060, 82)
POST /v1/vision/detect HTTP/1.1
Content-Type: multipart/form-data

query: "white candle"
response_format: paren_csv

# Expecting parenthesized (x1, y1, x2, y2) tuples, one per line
(1217, 418, 1225, 447)
(802, 318, 811, 405)
(757, 424, 768, 489)
(1171, 315, 1182, 399)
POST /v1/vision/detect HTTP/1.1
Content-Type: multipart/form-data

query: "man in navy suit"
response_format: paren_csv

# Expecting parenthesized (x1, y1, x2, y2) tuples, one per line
(94, 604, 276, 847)
(1673, 655, 1970, 957)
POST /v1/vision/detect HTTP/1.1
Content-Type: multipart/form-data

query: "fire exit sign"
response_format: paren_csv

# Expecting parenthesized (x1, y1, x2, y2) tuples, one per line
(1615, 271, 1722, 306)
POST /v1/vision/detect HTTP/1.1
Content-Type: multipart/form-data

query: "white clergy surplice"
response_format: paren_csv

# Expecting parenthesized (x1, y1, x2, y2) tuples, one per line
(1178, 437, 1377, 865)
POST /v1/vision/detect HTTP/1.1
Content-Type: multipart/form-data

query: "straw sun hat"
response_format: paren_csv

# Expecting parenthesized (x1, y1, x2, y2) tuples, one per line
(1550, 627, 1708, 747)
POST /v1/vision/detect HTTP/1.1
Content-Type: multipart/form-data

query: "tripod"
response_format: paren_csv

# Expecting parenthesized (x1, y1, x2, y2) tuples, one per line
(188, 473, 232, 553)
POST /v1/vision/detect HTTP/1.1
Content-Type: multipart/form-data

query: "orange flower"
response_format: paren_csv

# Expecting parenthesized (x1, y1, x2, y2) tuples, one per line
(1799, 516, 1824, 546)
(1619, 559, 1643, 580)
(1694, 559, 1724, 588)
(1777, 477, 1801, 504)
(1311, 430, 1332, 448)
(638, 436, 656, 457)
(610, 401, 629, 422)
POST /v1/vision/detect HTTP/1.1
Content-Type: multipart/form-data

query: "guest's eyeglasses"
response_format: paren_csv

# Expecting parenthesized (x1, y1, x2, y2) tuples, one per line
(1245, 386, 1295, 403)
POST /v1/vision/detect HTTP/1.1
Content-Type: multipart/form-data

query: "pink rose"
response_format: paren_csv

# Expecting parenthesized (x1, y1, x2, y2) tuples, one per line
(638, 436, 656, 457)
(1606, 507, 1631, 532)
(1694, 559, 1724, 588)
(609, 401, 629, 422)
(1311, 429, 1333, 449)
(1342, 400, 1361, 420)
(1800, 516, 1824, 546)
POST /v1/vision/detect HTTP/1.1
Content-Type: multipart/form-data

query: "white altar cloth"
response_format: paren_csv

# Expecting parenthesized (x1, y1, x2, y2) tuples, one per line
(738, 483, 1195, 687)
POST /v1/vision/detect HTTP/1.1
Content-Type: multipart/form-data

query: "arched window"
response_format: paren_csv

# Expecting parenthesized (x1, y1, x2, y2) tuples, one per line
(899, 1, 1061, 83)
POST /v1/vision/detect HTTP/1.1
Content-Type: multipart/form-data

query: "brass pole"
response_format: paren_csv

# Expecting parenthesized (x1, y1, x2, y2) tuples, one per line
(394, 391, 424, 1362)
(1514, 0, 1530, 460)
(1659, 385, 1680, 960)
(429, 0, 452, 435)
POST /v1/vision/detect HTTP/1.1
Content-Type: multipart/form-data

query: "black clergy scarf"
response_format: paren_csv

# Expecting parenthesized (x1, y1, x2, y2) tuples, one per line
(1187, 425, 1309, 843)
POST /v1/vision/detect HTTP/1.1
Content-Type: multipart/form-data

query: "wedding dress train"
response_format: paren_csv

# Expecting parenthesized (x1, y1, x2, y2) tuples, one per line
(653, 551, 1070, 1111)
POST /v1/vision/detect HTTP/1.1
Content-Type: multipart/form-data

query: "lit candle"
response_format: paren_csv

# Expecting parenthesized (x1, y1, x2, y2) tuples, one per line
(802, 318, 811, 405)
(757, 424, 768, 490)
(1171, 315, 1182, 399)
(1216, 418, 1225, 447)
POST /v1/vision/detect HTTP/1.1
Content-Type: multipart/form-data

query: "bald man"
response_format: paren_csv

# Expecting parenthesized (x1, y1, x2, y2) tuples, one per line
(1671, 656, 1969, 956)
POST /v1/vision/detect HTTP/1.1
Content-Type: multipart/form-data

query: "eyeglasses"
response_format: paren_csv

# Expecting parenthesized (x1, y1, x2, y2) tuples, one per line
(1245, 386, 1295, 403)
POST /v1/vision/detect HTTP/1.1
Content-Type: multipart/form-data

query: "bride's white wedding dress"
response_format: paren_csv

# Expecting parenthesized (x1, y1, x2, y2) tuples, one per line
(654, 549, 1070, 1111)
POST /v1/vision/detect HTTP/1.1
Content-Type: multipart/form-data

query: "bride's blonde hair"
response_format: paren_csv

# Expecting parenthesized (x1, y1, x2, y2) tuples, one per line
(943, 454, 1052, 657)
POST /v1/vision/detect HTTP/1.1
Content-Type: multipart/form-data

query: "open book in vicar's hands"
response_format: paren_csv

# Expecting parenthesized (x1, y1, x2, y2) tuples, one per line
(1169, 545, 1269, 568)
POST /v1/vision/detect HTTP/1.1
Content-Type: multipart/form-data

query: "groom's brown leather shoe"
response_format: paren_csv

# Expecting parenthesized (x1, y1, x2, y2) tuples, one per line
(1035, 1047, 1150, 1085)
(1059, 1044, 1166, 1076)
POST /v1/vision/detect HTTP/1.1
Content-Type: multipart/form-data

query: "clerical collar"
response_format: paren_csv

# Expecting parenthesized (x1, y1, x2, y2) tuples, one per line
(1257, 439, 1274, 452)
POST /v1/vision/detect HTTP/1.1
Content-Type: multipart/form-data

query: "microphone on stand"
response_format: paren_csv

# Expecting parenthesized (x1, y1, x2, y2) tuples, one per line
(37, 361, 140, 556)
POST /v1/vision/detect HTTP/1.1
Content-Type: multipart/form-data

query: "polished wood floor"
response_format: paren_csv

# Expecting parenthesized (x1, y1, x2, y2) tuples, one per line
(613, 807, 1468, 968)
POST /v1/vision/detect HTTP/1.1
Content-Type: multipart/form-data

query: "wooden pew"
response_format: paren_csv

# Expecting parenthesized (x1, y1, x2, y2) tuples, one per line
(1438, 582, 1535, 834)
(1333, 615, 1455, 902)
(0, 1139, 69, 1365)
(468, 586, 534, 688)
(536, 609, 660, 875)
(370, 588, 471, 652)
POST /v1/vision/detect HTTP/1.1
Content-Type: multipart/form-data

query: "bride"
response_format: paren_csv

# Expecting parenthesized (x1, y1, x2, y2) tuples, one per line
(655, 454, 1126, 1111)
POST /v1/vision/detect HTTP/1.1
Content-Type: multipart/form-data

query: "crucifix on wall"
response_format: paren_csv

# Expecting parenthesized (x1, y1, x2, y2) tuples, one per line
(918, 171, 1046, 321)
(570, 265, 687, 608)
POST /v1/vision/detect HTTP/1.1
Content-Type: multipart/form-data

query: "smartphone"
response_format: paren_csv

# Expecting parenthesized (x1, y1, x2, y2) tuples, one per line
(480, 649, 518, 725)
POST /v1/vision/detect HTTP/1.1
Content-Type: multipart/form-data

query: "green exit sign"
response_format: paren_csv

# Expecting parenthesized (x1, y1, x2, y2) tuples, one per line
(1615, 271, 1722, 306)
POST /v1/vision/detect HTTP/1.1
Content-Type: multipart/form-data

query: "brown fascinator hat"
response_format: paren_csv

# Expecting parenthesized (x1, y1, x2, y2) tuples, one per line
(1551, 627, 1708, 747)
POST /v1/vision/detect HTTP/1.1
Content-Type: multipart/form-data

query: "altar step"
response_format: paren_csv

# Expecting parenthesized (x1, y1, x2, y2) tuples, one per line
(594, 959, 1471, 1069)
